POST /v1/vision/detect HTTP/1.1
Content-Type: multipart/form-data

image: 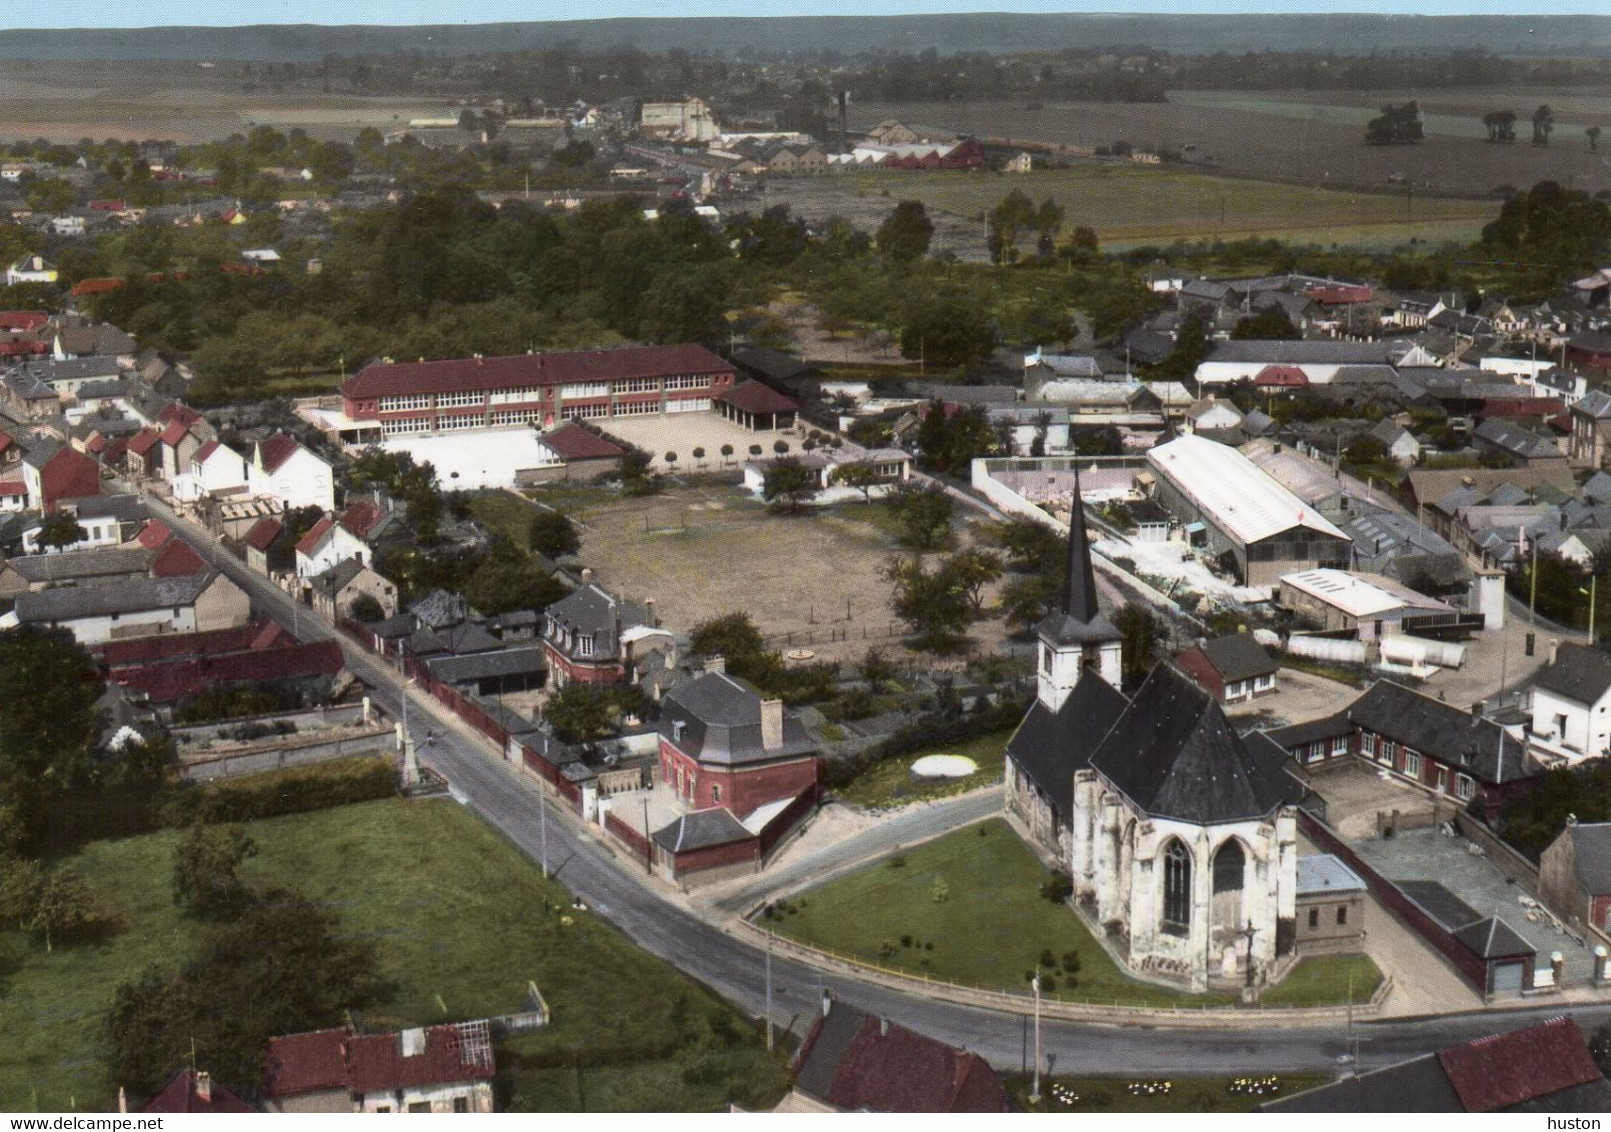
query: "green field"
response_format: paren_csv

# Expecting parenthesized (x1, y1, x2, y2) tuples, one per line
(1005, 1073, 1330, 1113)
(764, 819, 1234, 1007)
(832, 727, 1015, 810)
(1259, 955, 1382, 1007)
(776, 164, 1494, 248)
(0, 799, 788, 1112)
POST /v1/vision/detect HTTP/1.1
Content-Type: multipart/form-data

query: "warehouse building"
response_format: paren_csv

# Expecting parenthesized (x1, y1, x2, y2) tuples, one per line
(1145, 435, 1351, 585)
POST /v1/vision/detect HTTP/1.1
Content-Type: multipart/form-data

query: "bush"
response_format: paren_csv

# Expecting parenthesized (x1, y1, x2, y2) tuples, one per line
(1041, 870, 1074, 904)
(162, 757, 395, 826)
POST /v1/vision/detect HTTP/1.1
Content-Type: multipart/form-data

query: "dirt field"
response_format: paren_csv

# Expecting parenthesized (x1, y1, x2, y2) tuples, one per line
(847, 92, 1611, 206)
(566, 481, 1012, 666)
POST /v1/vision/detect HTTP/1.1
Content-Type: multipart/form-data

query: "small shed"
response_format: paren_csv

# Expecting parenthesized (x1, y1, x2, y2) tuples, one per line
(1173, 633, 1278, 703)
(1295, 854, 1367, 955)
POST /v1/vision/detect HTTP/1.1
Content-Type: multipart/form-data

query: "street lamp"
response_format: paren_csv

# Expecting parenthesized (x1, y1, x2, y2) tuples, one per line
(1029, 973, 1042, 1105)
(1582, 575, 1599, 643)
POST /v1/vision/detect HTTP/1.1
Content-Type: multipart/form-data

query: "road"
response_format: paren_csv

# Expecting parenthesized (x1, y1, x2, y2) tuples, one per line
(140, 489, 1611, 1076)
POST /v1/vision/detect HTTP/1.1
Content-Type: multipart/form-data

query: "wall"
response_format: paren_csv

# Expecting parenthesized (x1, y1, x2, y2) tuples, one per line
(179, 726, 392, 782)
(1295, 891, 1366, 955)
(194, 573, 252, 632)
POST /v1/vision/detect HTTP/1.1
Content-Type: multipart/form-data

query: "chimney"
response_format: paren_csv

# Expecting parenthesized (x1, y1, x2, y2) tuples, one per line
(646, 597, 658, 628)
(821, 990, 833, 1017)
(1549, 637, 1560, 665)
(761, 698, 784, 750)
(1471, 698, 1483, 717)
(581, 567, 593, 584)
(195, 1071, 212, 1103)
(705, 654, 725, 675)
(879, 1017, 889, 1037)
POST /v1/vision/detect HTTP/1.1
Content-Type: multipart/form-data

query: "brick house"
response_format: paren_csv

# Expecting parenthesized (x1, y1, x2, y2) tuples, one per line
(1174, 633, 1278, 703)
(541, 581, 673, 687)
(1539, 820, 1611, 935)
(654, 669, 819, 816)
(21, 438, 101, 511)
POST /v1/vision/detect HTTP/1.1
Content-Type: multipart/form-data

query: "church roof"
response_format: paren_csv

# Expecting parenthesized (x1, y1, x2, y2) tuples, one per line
(1006, 671, 1130, 819)
(1036, 478, 1120, 646)
(1090, 665, 1305, 824)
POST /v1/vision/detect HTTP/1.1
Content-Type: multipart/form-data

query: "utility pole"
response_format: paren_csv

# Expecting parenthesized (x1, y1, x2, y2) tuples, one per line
(641, 797, 652, 876)
(1029, 973, 1043, 1104)
(538, 782, 549, 879)
(765, 930, 775, 1052)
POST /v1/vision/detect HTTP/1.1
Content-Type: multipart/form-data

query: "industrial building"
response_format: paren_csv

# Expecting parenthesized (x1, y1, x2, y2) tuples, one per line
(1144, 435, 1352, 585)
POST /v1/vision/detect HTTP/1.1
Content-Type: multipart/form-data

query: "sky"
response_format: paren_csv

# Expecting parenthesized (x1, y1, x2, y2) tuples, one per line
(3, 0, 1607, 30)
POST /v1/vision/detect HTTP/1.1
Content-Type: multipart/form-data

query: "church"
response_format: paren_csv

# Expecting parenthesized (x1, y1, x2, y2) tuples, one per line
(1005, 486, 1306, 992)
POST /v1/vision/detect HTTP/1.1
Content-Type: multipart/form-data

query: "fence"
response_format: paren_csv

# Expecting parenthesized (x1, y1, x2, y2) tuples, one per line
(733, 919, 1391, 1027)
(1299, 812, 1490, 990)
(604, 809, 653, 866)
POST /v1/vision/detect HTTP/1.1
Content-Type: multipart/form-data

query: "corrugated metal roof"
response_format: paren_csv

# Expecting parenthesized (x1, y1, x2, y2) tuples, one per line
(1147, 435, 1350, 546)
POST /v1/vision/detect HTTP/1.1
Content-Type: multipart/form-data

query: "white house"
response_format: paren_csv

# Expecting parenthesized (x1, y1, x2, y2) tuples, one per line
(1368, 419, 1423, 467)
(741, 447, 912, 505)
(5, 571, 250, 645)
(189, 439, 251, 494)
(6, 254, 57, 285)
(51, 216, 85, 237)
(1184, 397, 1244, 434)
(294, 515, 371, 578)
(1527, 643, 1611, 765)
(249, 432, 334, 512)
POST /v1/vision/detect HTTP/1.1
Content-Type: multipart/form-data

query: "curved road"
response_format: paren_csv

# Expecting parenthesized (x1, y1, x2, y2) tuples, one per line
(146, 490, 1611, 1077)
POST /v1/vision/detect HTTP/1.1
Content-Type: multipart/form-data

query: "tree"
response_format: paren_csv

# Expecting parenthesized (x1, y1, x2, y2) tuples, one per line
(544, 683, 619, 745)
(888, 485, 954, 550)
(172, 823, 258, 918)
(1000, 572, 1062, 634)
(875, 200, 934, 264)
(1532, 104, 1555, 147)
(348, 593, 385, 623)
(1498, 759, 1611, 859)
(859, 647, 895, 693)
(1148, 313, 1210, 381)
(1114, 603, 1162, 691)
(761, 456, 820, 514)
(35, 510, 88, 552)
(942, 548, 1004, 614)
(1365, 101, 1424, 145)
(104, 895, 392, 1099)
(899, 291, 995, 368)
(22, 865, 98, 952)
(989, 517, 1063, 573)
(883, 556, 971, 652)
(0, 627, 103, 850)
(528, 509, 580, 558)
(1231, 308, 1300, 341)
(549, 139, 596, 169)
(464, 557, 567, 617)
(720, 443, 735, 464)
(831, 460, 884, 504)
(1482, 110, 1517, 143)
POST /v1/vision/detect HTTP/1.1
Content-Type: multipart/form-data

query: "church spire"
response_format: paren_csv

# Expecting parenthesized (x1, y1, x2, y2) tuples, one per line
(1062, 467, 1101, 625)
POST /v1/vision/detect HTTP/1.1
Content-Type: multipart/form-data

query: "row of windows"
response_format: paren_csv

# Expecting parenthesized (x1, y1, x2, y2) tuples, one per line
(1307, 906, 1348, 929)
(563, 403, 610, 420)
(489, 387, 545, 405)
(615, 377, 660, 394)
(666, 397, 712, 414)
(439, 413, 484, 430)
(1360, 732, 1476, 799)
(613, 399, 660, 417)
(665, 374, 712, 390)
(561, 382, 610, 399)
(381, 416, 433, 434)
(1302, 735, 1352, 764)
(380, 393, 431, 412)
(490, 408, 540, 426)
(437, 390, 484, 408)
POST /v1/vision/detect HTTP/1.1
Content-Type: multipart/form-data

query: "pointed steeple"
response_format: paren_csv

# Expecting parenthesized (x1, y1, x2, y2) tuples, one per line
(1062, 469, 1101, 624)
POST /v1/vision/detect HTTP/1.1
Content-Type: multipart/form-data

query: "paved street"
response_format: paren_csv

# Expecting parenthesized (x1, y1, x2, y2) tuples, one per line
(137, 488, 1611, 1076)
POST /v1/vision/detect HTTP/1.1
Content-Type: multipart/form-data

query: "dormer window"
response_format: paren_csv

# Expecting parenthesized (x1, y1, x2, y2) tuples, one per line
(577, 635, 594, 657)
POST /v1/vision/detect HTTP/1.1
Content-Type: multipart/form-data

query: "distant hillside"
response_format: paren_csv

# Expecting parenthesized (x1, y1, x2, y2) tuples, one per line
(7, 14, 1611, 63)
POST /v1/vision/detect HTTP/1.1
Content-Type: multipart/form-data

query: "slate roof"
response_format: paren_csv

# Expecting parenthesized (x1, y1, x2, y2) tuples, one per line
(1531, 644, 1611, 706)
(793, 1000, 1009, 1113)
(1261, 714, 1353, 750)
(1562, 821, 1611, 896)
(1574, 388, 1611, 420)
(1006, 671, 1130, 820)
(1204, 340, 1397, 365)
(6, 545, 151, 583)
(1036, 474, 1121, 647)
(656, 671, 816, 766)
(1089, 665, 1305, 823)
(409, 587, 468, 629)
(1345, 680, 1536, 786)
(1199, 633, 1277, 683)
(651, 806, 753, 853)
(425, 646, 548, 686)
(1260, 1054, 1464, 1112)
(1474, 418, 1564, 460)
(1027, 351, 1102, 378)
(544, 583, 649, 662)
(1296, 853, 1366, 896)
(14, 571, 215, 622)
(1451, 916, 1535, 960)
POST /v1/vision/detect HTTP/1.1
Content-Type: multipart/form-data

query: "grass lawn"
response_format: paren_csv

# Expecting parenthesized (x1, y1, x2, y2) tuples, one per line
(1004, 1073, 1330, 1113)
(465, 488, 548, 551)
(832, 727, 1015, 810)
(1259, 955, 1382, 1008)
(0, 799, 788, 1112)
(765, 819, 1234, 1007)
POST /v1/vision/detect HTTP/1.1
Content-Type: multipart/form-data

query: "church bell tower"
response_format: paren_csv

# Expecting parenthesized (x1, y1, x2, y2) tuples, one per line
(1035, 474, 1123, 709)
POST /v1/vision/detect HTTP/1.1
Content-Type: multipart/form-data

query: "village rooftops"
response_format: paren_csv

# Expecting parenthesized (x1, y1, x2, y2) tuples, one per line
(718, 379, 799, 414)
(14, 571, 216, 623)
(1279, 568, 1451, 618)
(341, 344, 732, 400)
(263, 1024, 495, 1100)
(1530, 643, 1611, 706)
(1202, 339, 1400, 365)
(1197, 633, 1278, 683)
(544, 583, 651, 662)
(1344, 680, 1535, 786)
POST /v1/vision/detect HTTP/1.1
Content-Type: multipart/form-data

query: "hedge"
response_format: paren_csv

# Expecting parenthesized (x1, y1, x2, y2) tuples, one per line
(160, 757, 397, 827)
(821, 693, 1029, 789)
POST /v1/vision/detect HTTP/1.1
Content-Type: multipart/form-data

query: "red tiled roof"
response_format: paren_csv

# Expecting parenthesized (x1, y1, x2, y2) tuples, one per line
(194, 438, 220, 462)
(250, 620, 287, 650)
(96, 621, 270, 667)
(1306, 283, 1373, 305)
(539, 421, 624, 461)
(295, 516, 334, 557)
(340, 344, 733, 400)
(344, 1027, 496, 1094)
(339, 499, 385, 540)
(262, 1029, 350, 1098)
(141, 1069, 254, 1114)
(151, 538, 206, 577)
(0, 479, 25, 497)
(263, 1025, 495, 1099)
(114, 640, 344, 702)
(801, 1011, 1008, 1113)
(127, 427, 161, 457)
(102, 436, 128, 463)
(0, 311, 48, 331)
(0, 340, 48, 357)
(0, 433, 12, 452)
(245, 517, 283, 552)
(1478, 397, 1565, 419)
(134, 519, 172, 549)
(70, 277, 125, 297)
(1437, 1017, 1604, 1113)
(1253, 364, 1310, 388)
(257, 432, 300, 473)
(89, 199, 126, 211)
(718, 379, 799, 415)
(159, 418, 191, 446)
